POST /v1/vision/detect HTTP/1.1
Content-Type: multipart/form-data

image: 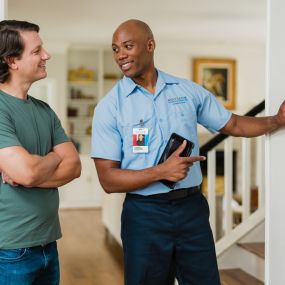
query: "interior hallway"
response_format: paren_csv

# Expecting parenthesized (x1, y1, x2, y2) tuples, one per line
(58, 209, 124, 285)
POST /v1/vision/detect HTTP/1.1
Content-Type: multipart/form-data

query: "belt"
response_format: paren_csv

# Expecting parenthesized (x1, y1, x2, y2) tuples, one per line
(127, 185, 201, 201)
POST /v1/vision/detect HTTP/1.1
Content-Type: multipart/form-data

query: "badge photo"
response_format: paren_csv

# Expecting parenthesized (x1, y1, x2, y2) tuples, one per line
(132, 128, 149, 153)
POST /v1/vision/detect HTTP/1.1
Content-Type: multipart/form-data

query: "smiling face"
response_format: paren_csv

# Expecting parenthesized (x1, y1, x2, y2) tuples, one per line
(13, 31, 50, 84)
(112, 20, 155, 81)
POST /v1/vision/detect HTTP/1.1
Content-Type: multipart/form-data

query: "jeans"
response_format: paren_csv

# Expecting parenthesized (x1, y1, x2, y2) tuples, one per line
(121, 192, 221, 285)
(0, 241, 59, 285)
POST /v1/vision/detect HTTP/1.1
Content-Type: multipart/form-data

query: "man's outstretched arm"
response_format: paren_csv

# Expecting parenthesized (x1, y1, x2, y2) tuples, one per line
(220, 100, 285, 137)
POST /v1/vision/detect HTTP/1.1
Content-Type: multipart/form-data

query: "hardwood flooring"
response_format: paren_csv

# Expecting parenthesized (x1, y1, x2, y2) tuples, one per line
(58, 209, 124, 285)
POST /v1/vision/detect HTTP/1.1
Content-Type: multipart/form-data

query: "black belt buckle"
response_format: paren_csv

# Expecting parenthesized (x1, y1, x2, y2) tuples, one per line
(126, 186, 200, 201)
(167, 188, 189, 200)
(163, 186, 200, 201)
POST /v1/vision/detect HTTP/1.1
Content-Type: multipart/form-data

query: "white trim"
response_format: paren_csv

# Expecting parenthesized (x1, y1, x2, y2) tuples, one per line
(265, 1, 285, 284)
(0, 0, 7, 20)
(265, 1, 271, 282)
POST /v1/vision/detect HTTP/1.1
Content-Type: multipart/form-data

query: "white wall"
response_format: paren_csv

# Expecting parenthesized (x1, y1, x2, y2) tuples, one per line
(265, 0, 285, 284)
(45, 46, 68, 128)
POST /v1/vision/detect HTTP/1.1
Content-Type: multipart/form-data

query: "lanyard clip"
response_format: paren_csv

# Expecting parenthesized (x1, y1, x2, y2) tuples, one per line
(139, 119, 144, 127)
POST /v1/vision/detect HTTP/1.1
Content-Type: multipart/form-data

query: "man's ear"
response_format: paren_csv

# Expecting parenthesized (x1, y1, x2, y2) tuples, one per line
(5, 57, 18, 70)
(147, 39, 156, 53)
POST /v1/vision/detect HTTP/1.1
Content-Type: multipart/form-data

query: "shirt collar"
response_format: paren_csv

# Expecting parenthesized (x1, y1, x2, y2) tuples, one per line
(122, 69, 179, 97)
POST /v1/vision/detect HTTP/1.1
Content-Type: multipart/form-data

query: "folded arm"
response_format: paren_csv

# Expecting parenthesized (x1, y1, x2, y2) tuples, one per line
(0, 146, 61, 187)
(36, 142, 81, 188)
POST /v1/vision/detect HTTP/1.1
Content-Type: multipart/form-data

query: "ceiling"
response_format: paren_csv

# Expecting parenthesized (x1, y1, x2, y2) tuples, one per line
(8, 0, 266, 45)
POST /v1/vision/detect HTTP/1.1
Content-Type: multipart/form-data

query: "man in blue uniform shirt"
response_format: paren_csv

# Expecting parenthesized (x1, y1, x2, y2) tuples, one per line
(91, 19, 285, 285)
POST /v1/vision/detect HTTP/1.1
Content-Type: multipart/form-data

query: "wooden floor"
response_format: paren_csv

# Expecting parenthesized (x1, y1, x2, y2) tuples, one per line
(58, 209, 124, 285)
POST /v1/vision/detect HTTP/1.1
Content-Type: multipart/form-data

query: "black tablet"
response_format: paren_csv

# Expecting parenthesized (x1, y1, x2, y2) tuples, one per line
(158, 133, 194, 189)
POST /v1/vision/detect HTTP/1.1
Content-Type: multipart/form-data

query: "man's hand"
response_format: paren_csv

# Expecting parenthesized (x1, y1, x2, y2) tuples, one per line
(94, 141, 205, 194)
(1, 172, 19, 186)
(159, 140, 206, 182)
(274, 100, 285, 127)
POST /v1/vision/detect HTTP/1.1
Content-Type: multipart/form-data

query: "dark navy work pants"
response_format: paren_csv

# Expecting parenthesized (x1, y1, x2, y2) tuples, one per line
(121, 191, 221, 285)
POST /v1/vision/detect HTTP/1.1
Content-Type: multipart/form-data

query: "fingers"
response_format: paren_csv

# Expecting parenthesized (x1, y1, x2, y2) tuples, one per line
(178, 156, 206, 171)
(1, 172, 6, 184)
(188, 155, 206, 163)
(1, 172, 18, 186)
(172, 140, 187, 157)
(178, 155, 206, 164)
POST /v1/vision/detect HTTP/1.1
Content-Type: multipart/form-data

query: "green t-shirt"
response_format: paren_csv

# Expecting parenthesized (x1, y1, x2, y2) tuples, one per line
(0, 90, 69, 249)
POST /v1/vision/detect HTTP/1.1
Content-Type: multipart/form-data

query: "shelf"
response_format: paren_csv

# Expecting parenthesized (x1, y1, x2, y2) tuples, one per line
(104, 78, 119, 83)
(71, 134, 92, 139)
(67, 46, 119, 155)
(68, 81, 97, 88)
(68, 116, 93, 122)
(68, 99, 96, 104)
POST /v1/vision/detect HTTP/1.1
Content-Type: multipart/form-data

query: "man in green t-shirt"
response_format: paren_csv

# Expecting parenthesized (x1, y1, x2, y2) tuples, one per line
(0, 20, 81, 285)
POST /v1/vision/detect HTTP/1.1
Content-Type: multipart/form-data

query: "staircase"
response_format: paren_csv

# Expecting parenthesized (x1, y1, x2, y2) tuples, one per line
(220, 268, 263, 285)
(220, 242, 265, 284)
(200, 101, 266, 284)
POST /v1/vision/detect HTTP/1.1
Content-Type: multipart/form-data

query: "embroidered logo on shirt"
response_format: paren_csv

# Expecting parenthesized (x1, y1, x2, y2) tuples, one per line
(167, 96, 188, 105)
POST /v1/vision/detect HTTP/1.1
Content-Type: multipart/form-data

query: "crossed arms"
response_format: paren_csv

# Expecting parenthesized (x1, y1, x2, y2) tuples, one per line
(0, 142, 81, 188)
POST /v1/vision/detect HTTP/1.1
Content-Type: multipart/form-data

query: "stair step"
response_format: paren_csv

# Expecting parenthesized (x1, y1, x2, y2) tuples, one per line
(237, 242, 265, 259)
(220, 268, 263, 285)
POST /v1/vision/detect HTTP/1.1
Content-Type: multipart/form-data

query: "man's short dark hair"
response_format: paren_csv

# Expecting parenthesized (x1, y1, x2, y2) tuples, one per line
(0, 20, 39, 83)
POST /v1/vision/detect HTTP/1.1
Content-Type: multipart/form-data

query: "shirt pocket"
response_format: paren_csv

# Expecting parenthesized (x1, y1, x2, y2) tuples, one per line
(167, 103, 197, 141)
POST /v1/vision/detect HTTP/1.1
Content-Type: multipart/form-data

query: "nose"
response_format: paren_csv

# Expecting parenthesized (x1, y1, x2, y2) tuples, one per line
(42, 48, 51, 60)
(115, 49, 127, 61)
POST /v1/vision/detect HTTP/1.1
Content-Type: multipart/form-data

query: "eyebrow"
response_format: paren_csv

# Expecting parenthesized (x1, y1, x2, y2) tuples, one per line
(31, 45, 42, 52)
(112, 40, 134, 46)
(122, 40, 134, 44)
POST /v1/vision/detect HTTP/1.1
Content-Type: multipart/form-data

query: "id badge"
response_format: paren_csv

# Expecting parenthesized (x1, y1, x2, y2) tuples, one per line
(133, 128, 149, 153)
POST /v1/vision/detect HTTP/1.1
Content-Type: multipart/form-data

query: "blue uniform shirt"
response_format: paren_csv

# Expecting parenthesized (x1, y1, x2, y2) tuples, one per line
(91, 69, 232, 195)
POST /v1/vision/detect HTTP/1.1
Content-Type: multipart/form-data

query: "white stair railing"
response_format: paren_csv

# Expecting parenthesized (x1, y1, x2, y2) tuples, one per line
(224, 137, 233, 234)
(206, 134, 265, 253)
(208, 149, 217, 240)
(241, 137, 251, 221)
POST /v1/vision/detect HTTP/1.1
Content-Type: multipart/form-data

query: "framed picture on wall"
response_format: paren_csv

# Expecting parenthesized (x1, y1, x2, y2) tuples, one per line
(193, 58, 236, 109)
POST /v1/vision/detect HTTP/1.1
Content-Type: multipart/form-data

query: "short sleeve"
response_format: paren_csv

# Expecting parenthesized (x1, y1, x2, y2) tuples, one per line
(0, 110, 21, 149)
(50, 109, 70, 146)
(91, 98, 122, 161)
(195, 86, 232, 133)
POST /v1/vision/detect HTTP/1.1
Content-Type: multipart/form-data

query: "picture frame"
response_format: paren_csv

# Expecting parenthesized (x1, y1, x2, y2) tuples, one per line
(193, 58, 236, 109)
